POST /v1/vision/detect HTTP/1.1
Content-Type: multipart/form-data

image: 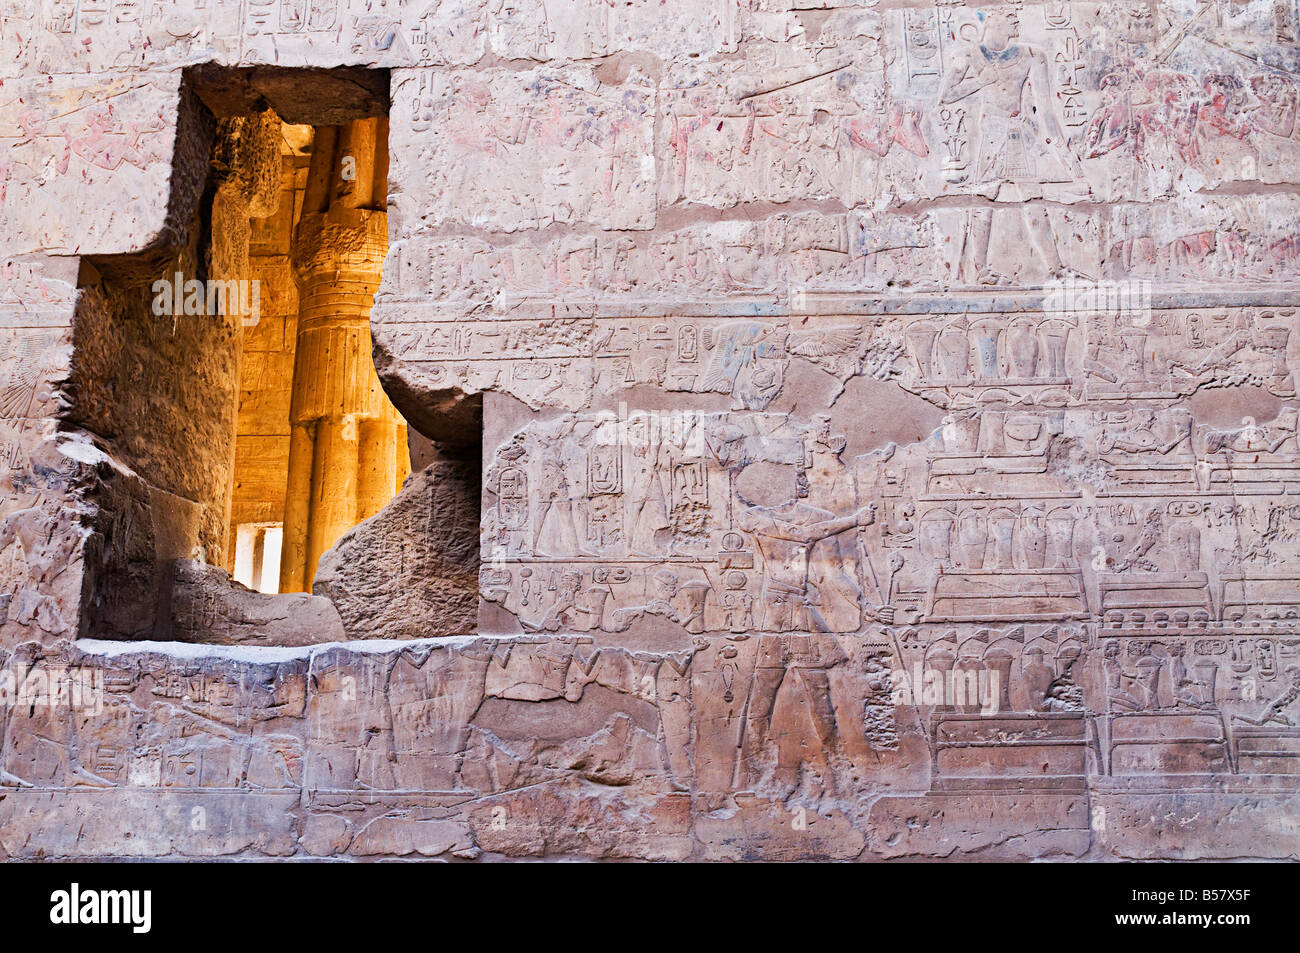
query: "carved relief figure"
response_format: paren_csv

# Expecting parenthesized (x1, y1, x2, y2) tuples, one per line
(937, 10, 1088, 284)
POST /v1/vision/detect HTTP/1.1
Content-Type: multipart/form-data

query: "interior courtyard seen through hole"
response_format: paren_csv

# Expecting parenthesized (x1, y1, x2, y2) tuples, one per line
(235, 115, 409, 597)
(3, 1, 1300, 861)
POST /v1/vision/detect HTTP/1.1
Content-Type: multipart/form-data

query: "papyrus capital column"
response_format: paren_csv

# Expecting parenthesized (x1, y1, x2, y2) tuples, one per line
(279, 119, 407, 593)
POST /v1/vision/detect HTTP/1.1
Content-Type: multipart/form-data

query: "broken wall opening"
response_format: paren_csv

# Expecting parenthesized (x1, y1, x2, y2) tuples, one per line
(62, 66, 471, 642)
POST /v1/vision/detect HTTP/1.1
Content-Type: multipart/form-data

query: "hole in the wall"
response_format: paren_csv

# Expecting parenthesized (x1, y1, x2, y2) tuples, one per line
(61, 66, 471, 641)
(232, 522, 283, 593)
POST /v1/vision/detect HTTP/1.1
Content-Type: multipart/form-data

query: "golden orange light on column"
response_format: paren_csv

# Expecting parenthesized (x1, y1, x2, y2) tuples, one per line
(279, 117, 409, 593)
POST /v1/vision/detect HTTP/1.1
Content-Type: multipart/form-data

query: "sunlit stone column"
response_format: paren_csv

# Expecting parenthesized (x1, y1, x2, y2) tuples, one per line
(279, 118, 404, 593)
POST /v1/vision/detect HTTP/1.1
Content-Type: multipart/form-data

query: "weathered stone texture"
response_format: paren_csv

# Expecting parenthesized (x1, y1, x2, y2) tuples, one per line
(4, 0, 1300, 861)
(0, 73, 187, 258)
(314, 455, 480, 639)
(169, 559, 344, 645)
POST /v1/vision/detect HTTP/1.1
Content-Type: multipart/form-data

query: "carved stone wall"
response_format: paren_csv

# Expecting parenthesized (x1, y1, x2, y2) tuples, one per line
(3, 0, 1300, 860)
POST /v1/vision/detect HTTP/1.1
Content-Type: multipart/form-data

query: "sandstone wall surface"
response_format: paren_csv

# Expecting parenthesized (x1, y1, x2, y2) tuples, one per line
(2, 0, 1300, 860)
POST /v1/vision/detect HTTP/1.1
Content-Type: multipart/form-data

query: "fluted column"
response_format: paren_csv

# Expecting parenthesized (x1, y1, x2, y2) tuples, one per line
(279, 118, 405, 593)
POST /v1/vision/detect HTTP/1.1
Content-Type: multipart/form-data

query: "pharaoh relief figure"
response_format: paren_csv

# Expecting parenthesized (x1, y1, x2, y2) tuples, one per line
(728, 456, 891, 797)
(734, 456, 890, 634)
(938, 9, 1091, 286)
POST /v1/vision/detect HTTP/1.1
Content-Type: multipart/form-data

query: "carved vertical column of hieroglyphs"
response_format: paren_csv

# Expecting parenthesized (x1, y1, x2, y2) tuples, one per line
(279, 118, 409, 593)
